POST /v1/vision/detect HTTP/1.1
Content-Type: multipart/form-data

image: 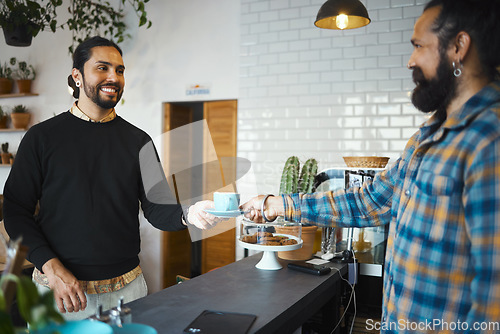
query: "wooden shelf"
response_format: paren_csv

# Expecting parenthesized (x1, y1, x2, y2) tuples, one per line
(0, 128, 27, 132)
(0, 93, 39, 99)
(0, 164, 12, 167)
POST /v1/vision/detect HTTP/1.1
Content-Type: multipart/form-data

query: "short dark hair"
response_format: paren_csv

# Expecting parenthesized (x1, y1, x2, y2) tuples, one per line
(68, 36, 123, 98)
(424, 0, 500, 81)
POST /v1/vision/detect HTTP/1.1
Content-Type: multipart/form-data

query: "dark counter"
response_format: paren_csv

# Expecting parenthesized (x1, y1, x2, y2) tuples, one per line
(128, 253, 347, 334)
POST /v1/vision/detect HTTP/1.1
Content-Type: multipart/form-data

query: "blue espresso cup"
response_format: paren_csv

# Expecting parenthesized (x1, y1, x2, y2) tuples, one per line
(214, 192, 240, 211)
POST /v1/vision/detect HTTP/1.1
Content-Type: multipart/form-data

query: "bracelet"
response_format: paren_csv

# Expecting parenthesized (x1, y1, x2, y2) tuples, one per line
(182, 206, 190, 225)
(261, 194, 277, 223)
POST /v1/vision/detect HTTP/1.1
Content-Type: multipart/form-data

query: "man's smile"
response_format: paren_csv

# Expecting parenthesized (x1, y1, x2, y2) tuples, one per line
(99, 85, 120, 95)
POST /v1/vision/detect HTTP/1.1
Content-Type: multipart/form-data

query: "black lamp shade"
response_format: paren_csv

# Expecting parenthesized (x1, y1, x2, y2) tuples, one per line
(314, 0, 371, 30)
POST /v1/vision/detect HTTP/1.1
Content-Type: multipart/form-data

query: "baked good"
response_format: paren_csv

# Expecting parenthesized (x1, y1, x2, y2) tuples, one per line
(240, 231, 297, 246)
(258, 236, 279, 244)
(256, 231, 273, 239)
(241, 235, 257, 244)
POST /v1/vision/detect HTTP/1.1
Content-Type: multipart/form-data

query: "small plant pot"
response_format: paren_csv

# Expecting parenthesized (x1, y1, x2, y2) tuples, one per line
(10, 113, 31, 129)
(16, 79, 32, 94)
(1, 152, 11, 165)
(2, 24, 33, 47)
(276, 224, 318, 261)
(0, 116, 7, 129)
(0, 78, 13, 95)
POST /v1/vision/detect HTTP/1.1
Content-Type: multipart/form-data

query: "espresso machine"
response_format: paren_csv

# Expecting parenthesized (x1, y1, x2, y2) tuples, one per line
(312, 167, 388, 277)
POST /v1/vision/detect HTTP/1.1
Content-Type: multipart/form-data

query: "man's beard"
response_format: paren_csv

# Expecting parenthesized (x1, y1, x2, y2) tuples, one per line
(82, 76, 123, 109)
(411, 53, 457, 119)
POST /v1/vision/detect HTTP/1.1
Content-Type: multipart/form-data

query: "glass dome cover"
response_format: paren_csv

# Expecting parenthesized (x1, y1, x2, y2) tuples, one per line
(237, 219, 303, 270)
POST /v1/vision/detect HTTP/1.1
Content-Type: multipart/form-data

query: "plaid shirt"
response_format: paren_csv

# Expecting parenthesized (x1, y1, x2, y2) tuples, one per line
(283, 81, 500, 333)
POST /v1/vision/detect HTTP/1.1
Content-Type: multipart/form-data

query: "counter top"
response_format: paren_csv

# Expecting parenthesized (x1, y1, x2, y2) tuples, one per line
(128, 253, 347, 334)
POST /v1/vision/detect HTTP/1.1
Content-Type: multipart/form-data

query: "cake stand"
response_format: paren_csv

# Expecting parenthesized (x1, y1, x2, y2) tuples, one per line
(237, 235, 303, 270)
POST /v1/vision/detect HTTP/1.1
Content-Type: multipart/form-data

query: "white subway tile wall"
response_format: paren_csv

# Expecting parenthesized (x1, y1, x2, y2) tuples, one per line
(239, 0, 426, 194)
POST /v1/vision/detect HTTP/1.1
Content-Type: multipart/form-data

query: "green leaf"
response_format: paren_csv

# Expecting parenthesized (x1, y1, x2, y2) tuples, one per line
(50, 20, 57, 32)
(0, 310, 15, 334)
(139, 15, 147, 26)
(16, 276, 40, 323)
(0, 289, 6, 312)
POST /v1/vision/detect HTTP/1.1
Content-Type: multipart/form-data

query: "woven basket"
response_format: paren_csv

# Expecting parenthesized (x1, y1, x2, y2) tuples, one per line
(343, 156, 390, 168)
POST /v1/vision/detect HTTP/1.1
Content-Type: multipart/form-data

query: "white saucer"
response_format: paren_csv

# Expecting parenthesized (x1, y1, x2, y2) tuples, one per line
(204, 209, 243, 218)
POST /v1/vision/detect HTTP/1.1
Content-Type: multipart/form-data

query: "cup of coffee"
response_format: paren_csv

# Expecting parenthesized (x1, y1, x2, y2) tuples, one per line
(214, 192, 240, 212)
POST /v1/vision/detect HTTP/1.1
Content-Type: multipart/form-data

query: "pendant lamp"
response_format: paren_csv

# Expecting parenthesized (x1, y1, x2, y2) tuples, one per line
(314, 0, 371, 30)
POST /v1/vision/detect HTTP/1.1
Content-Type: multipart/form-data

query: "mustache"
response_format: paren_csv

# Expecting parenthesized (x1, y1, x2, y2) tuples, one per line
(98, 83, 121, 90)
(412, 67, 426, 85)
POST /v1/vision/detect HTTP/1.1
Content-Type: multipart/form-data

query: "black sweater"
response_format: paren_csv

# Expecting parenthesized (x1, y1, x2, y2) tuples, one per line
(3, 112, 185, 280)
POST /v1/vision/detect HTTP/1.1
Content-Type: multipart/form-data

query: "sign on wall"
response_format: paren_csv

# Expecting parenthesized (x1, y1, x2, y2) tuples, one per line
(186, 84, 211, 96)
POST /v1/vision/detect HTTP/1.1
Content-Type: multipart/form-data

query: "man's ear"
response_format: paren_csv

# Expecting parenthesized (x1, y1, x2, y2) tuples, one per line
(71, 68, 82, 84)
(453, 31, 471, 62)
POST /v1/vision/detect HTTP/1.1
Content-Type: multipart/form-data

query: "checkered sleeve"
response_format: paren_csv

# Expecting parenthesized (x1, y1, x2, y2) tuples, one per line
(463, 126, 500, 326)
(283, 159, 399, 228)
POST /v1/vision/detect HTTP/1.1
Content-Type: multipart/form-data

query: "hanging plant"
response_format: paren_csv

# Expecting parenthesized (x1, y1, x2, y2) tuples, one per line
(63, 0, 152, 53)
(0, 0, 152, 52)
(0, 0, 60, 46)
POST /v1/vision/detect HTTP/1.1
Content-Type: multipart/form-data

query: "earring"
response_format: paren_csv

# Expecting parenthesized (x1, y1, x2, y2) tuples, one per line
(452, 61, 462, 77)
(76, 81, 81, 87)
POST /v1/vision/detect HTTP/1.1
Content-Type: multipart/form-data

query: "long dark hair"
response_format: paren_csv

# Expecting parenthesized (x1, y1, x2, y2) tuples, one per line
(424, 0, 500, 81)
(68, 36, 123, 99)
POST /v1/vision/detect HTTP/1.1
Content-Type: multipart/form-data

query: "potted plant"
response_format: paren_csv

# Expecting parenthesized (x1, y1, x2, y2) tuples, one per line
(275, 156, 319, 261)
(0, 0, 151, 53)
(0, 105, 8, 128)
(0, 61, 13, 95)
(0, 275, 64, 333)
(10, 58, 36, 94)
(0, 0, 60, 47)
(1, 142, 11, 164)
(0, 235, 65, 333)
(10, 105, 31, 129)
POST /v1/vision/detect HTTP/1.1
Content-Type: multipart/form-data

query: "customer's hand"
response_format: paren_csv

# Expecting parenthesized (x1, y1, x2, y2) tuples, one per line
(186, 200, 222, 229)
(241, 195, 284, 223)
(42, 258, 87, 314)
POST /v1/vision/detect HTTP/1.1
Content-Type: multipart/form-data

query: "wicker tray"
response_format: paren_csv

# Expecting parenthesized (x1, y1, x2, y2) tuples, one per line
(343, 156, 390, 168)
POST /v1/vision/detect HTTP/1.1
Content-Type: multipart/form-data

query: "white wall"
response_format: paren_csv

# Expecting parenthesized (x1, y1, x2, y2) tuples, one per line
(0, 0, 240, 293)
(238, 0, 429, 195)
(1, 0, 430, 293)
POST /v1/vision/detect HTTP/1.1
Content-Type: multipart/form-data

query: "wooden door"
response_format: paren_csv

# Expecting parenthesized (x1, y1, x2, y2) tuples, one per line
(161, 103, 193, 288)
(201, 100, 238, 273)
(161, 100, 238, 284)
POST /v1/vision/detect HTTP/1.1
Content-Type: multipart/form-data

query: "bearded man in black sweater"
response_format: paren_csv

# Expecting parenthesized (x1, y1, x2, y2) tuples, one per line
(3, 36, 220, 320)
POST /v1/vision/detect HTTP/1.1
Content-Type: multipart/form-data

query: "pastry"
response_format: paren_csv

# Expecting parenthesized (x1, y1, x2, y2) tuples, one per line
(241, 235, 257, 244)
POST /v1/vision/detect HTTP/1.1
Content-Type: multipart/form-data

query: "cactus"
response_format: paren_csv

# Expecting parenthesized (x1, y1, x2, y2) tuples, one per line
(279, 156, 300, 194)
(1, 142, 8, 154)
(279, 156, 318, 194)
(298, 158, 318, 193)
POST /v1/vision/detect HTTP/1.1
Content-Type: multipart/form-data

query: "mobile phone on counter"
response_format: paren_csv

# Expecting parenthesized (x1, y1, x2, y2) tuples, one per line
(287, 261, 331, 276)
